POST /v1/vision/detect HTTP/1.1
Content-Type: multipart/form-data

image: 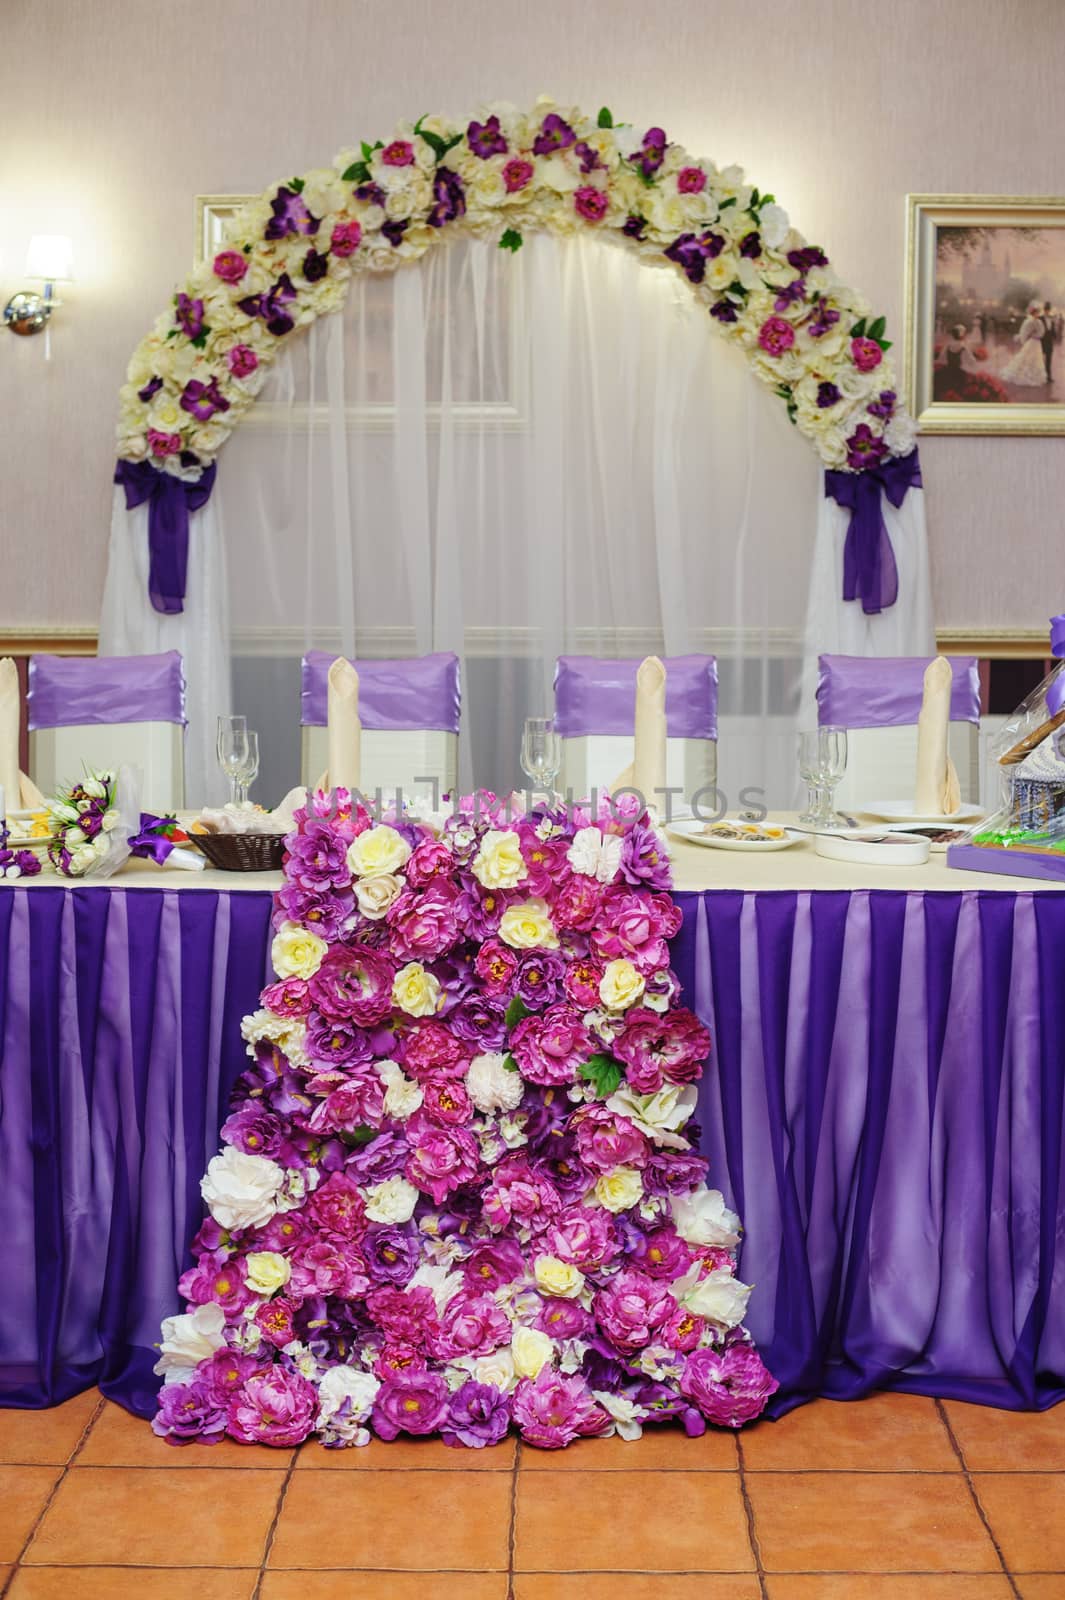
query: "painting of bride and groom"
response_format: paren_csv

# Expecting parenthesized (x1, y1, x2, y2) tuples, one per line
(933, 223, 1065, 406)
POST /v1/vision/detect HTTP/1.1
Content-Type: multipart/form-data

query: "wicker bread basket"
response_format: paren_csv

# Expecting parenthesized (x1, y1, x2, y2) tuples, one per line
(192, 831, 286, 872)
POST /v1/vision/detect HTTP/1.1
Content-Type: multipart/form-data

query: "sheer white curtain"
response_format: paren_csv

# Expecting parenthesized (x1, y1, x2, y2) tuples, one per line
(106, 232, 932, 808)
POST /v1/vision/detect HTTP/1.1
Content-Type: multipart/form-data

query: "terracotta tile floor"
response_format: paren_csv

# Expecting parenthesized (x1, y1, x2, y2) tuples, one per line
(1, 1391, 1064, 1598)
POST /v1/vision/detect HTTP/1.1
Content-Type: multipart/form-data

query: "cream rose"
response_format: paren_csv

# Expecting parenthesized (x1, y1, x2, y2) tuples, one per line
(599, 959, 646, 1012)
(245, 1250, 292, 1296)
(511, 1325, 554, 1379)
(472, 828, 528, 890)
(498, 898, 559, 950)
(607, 1084, 697, 1149)
(594, 1166, 644, 1213)
(391, 961, 442, 1017)
(346, 825, 412, 878)
(670, 1188, 741, 1248)
(466, 1052, 525, 1114)
(364, 1174, 420, 1224)
(355, 872, 404, 920)
(270, 920, 328, 980)
(201, 1147, 286, 1232)
(378, 1059, 424, 1120)
(533, 1255, 585, 1300)
(153, 1303, 227, 1382)
(317, 1365, 380, 1425)
(680, 1266, 752, 1329)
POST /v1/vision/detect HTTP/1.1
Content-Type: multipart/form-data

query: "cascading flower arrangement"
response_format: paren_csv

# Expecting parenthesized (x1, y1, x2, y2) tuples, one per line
(118, 97, 914, 485)
(152, 790, 778, 1450)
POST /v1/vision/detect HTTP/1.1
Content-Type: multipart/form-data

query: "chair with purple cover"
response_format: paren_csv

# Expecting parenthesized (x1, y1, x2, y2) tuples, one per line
(553, 655, 718, 801)
(28, 651, 187, 810)
(300, 652, 460, 802)
(816, 653, 981, 811)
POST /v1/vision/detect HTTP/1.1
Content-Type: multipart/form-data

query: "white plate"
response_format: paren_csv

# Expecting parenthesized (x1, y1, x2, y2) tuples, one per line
(4, 831, 56, 851)
(860, 800, 984, 826)
(814, 830, 931, 866)
(667, 819, 802, 852)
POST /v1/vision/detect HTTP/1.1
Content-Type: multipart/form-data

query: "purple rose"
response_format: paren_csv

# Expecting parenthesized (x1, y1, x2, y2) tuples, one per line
(238, 273, 297, 336)
(220, 1104, 286, 1159)
(288, 820, 351, 888)
(537, 1297, 592, 1339)
(710, 300, 739, 324)
(467, 114, 507, 158)
(663, 230, 725, 284)
(622, 214, 648, 240)
(443, 1380, 511, 1448)
(615, 1007, 709, 1092)
(373, 1369, 451, 1439)
(449, 992, 507, 1050)
(514, 951, 567, 1009)
(787, 246, 828, 273)
(461, 1238, 525, 1293)
(774, 279, 806, 312)
(138, 375, 163, 402)
(680, 1341, 779, 1428)
(152, 1378, 228, 1446)
(808, 301, 841, 338)
(817, 381, 842, 409)
(364, 1223, 420, 1285)
(277, 881, 353, 941)
(738, 231, 762, 259)
(302, 247, 329, 283)
(305, 1009, 373, 1070)
(635, 125, 666, 179)
(308, 944, 395, 1026)
(867, 389, 897, 421)
(228, 1366, 317, 1446)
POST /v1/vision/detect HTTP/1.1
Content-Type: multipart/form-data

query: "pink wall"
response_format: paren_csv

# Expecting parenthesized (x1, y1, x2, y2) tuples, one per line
(1, 0, 1062, 633)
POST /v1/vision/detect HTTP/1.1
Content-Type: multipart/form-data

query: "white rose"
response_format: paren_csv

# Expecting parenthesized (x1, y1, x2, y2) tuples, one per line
(241, 1008, 310, 1069)
(594, 1166, 645, 1213)
(153, 1302, 227, 1382)
(607, 1084, 698, 1148)
(271, 920, 328, 980)
(245, 1250, 291, 1295)
(346, 825, 411, 878)
(364, 1174, 420, 1224)
(69, 844, 99, 875)
(378, 1059, 424, 1120)
(460, 1347, 518, 1392)
(511, 1325, 554, 1379)
(593, 1390, 644, 1441)
(466, 1052, 525, 1114)
(391, 961, 442, 1017)
(533, 1255, 585, 1300)
(670, 1188, 741, 1248)
(498, 898, 559, 950)
(472, 828, 528, 890)
(566, 826, 623, 883)
(758, 204, 790, 249)
(680, 1267, 752, 1329)
(317, 1365, 380, 1424)
(201, 1146, 286, 1232)
(355, 873, 403, 919)
(598, 959, 645, 1012)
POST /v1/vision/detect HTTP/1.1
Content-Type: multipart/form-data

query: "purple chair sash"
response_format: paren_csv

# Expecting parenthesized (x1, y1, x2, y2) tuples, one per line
(28, 652, 187, 730)
(817, 654, 981, 730)
(300, 652, 461, 732)
(114, 459, 216, 617)
(824, 448, 922, 616)
(553, 655, 718, 741)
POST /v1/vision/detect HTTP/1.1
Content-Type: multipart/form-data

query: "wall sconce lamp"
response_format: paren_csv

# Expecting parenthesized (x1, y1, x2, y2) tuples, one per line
(3, 235, 74, 352)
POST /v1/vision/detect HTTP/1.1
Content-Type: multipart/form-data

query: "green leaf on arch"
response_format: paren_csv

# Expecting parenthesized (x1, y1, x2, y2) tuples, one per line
(499, 229, 523, 253)
(505, 996, 530, 1029)
(597, 106, 614, 128)
(579, 1054, 623, 1099)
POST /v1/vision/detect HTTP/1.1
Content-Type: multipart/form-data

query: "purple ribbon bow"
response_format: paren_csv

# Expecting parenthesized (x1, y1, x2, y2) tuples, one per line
(114, 459, 217, 616)
(824, 448, 922, 616)
(129, 814, 177, 866)
(1047, 615, 1065, 715)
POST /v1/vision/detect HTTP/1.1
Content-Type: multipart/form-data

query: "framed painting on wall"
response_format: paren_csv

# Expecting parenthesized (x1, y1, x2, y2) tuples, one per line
(905, 195, 1065, 434)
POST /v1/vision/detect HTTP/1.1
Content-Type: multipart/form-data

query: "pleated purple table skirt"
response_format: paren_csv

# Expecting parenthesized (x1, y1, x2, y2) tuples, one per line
(1, 883, 1063, 1419)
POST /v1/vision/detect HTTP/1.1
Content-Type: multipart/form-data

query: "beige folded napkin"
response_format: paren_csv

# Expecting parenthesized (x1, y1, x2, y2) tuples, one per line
(0, 657, 46, 811)
(914, 657, 961, 816)
(326, 657, 361, 793)
(610, 656, 667, 805)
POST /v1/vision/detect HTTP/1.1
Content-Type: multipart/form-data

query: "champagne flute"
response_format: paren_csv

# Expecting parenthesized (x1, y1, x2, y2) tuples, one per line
(216, 715, 249, 806)
(236, 730, 260, 807)
(797, 730, 825, 824)
(814, 726, 849, 830)
(520, 717, 562, 797)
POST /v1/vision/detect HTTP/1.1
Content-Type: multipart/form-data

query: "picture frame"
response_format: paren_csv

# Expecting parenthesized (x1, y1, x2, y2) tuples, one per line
(905, 194, 1065, 434)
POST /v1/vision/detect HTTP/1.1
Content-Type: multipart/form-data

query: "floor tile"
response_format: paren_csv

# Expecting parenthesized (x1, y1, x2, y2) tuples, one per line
(515, 1578, 762, 1600)
(743, 1394, 957, 1472)
(7, 1569, 258, 1599)
(746, 1471, 998, 1572)
(0, 1393, 99, 1465)
(270, 1469, 511, 1570)
(1015, 1580, 1065, 1599)
(261, 1576, 510, 1600)
(78, 1400, 294, 1469)
(24, 1466, 284, 1567)
(515, 1468, 753, 1572)
(945, 1401, 1065, 1472)
(520, 1424, 737, 1471)
(975, 1473, 1065, 1571)
(292, 1433, 515, 1470)
(0, 1467, 61, 1563)
(765, 1578, 1015, 1599)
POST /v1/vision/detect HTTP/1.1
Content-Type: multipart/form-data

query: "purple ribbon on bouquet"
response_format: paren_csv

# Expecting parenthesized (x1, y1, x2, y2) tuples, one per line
(129, 814, 178, 866)
(1047, 615, 1065, 714)
(114, 459, 217, 616)
(824, 448, 922, 616)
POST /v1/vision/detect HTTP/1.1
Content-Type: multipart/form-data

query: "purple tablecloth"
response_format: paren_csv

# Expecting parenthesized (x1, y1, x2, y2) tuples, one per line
(1, 882, 1063, 1418)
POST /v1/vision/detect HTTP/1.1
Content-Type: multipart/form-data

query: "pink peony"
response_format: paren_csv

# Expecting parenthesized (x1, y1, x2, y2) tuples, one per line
(213, 249, 249, 284)
(255, 1297, 297, 1348)
(261, 978, 310, 1017)
(513, 1369, 609, 1450)
(614, 1006, 710, 1091)
(503, 158, 534, 193)
(546, 1205, 619, 1269)
(147, 428, 182, 459)
(677, 166, 707, 194)
(474, 938, 519, 995)
(482, 1157, 563, 1235)
(511, 1005, 593, 1087)
(420, 1075, 474, 1126)
(680, 1341, 779, 1428)
(382, 140, 415, 167)
(434, 1293, 512, 1359)
(305, 1070, 387, 1134)
(462, 1238, 525, 1293)
(595, 1270, 677, 1353)
(198, 1348, 263, 1408)
(401, 1020, 470, 1081)
(288, 1238, 369, 1300)
(537, 1297, 592, 1339)
(661, 1303, 706, 1353)
(368, 1286, 440, 1350)
(406, 836, 455, 887)
(574, 186, 608, 222)
(228, 1366, 317, 1446)
(639, 1227, 694, 1279)
(593, 891, 681, 974)
(404, 1111, 482, 1203)
(757, 315, 796, 356)
(575, 1104, 650, 1173)
(330, 219, 363, 256)
(226, 344, 259, 379)
(552, 875, 603, 931)
(563, 958, 605, 1009)
(374, 1342, 430, 1381)
(851, 335, 883, 373)
(305, 1171, 367, 1239)
(179, 1251, 253, 1315)
(308, 944, 395, 1026)
(388, 880, 462, 960)
(373, 1369, 450, 1438)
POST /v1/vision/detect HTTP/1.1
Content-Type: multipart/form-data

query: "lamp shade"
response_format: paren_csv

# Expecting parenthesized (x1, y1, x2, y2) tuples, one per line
(25, 234, 74, 282)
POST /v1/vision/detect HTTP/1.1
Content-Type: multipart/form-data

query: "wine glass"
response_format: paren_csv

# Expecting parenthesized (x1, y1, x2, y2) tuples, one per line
(797, 730, 825, 823)
(216, 715, 249, 806)
(520, 717, 562, 797)
(814, 726, 849, 830)
(236, 730, 260, 807)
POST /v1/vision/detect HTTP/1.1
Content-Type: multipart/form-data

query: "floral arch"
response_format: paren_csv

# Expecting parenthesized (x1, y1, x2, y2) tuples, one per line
(114, 98, 922, 622)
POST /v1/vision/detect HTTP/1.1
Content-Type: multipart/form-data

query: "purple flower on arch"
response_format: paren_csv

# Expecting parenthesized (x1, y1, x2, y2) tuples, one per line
(574, 140, 603, 174)
(738, 231, 762, 259)
(354, 181, 387, 208)
(846, 422, 890, 471)
(138, 376, 162, 403)
(808, 301, 841, 338)
(817, 381, 842, 408)
(773, 279, 806, 312)
(467, 115, 507, 158)
(179, 376, 230, 421)
(622, 215, 647, 241)
(428, 167, 466, 229)
(663, 230, 725, 284)
(175, 293, 206, 340)
(532, 112, 576, 156)
(787, 245, 828, 273)
(867, 388, 897, 421)
(635, 126, 667, 179)
(302, 247, 329, 283)
(264, 185, 320, 241)
(237, 273, 297, 336)
(710, 299, 739, 324)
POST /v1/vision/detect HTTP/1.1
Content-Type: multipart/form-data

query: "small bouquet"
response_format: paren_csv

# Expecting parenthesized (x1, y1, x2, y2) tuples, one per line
(47, 768, 204, 878)
(0, 815, 43, 881)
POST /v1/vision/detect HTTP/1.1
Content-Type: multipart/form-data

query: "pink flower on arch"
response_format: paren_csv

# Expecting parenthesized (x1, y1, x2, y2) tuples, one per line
(382, 140, 415, 167)
(757, 316, 796, 357)
(851, 335, 884, 373)
(330, 219, 363, 257)
(147, 428, 182, 459)
(226, 344, 259, 379)
(212, 249, 248, 285)
(574, 186, 609, 223)
(502, 158, 534, 194)
(677, 166, 707, 194)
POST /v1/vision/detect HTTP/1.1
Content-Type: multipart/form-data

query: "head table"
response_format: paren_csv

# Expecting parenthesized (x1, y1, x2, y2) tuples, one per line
(2, 820, 1063, 1423)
